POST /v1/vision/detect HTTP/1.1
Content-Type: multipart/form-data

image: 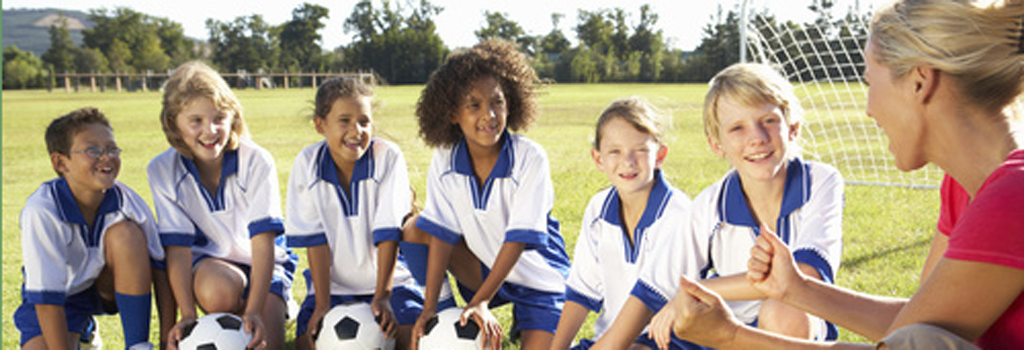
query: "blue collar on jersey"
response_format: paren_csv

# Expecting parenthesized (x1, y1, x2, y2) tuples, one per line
(179, 148, 239, 211)
(451, 130, 514, 179)
(718, 158, 812, 240)
(316, 140, 375, 216)
(316, 140, 376, 186)
(52, 177, 123, 247)
(598, 169, 674, 263)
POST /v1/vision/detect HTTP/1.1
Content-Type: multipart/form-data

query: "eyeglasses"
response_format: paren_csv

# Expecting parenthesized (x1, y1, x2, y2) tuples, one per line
(70, 146, 122, 159)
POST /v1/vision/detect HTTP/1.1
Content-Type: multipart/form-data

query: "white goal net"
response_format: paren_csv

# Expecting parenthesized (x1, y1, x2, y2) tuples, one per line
(744, 7, 942, 188)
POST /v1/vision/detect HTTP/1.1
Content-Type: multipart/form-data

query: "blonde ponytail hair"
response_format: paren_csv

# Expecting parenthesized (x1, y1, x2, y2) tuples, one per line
(871, 0, 1024, 112)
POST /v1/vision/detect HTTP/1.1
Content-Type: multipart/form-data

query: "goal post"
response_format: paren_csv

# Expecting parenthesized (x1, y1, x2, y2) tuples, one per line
(740, 3, 941, 188)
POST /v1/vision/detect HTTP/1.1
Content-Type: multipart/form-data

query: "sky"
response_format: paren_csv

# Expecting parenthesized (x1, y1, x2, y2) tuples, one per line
(3, 0, 892, 51)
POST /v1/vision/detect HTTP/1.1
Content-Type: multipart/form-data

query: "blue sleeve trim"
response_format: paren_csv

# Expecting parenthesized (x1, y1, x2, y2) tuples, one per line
(566, 287, 603, 312)
(793, 248, 834, 284)
(288, 233, 328, 247)
(373, 227, 402, 245)
(25, 290, 66, 305)
(416, 216, 462, 245)
(160, 233, 194, 247)
(249, 217, 285, 238)
(505, 229, 547, 249)
(630, 280, 668, 313)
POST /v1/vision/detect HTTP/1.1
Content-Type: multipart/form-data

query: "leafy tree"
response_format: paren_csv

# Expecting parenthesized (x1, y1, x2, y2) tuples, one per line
(74, 47, 109, 73)
(629, 4, 663, 81)
(540, 13, 571, 56)
(3, 46, 46, 89)
(42, 15, 76, 73)
(107, 39, 133, 73)
(280, 3, 330, 72)
(82, 8, 183, 72)
(207, 14, 280, 72)
(575, 9, 614, 56)
(682, 6, 742, 81)
(342, 0, 447, 84)
(475, 11, 525, 42)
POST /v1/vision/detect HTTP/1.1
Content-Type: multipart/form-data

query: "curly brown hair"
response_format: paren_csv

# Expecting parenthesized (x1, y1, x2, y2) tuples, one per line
(416, 39, 540, 148)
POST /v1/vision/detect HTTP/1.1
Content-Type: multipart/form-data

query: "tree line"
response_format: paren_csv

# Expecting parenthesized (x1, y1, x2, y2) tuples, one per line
(3, 0, 869, 89)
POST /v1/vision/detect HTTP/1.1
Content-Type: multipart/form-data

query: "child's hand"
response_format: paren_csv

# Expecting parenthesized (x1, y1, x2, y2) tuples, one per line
(410, 307, 436, 350)
(167, 316, 197, 350)
(307, 303, 331, 346)
(648, 292, 685, 350)
(371, 295, 398, 339)
(671, 275, 740, 348)
(462, 301, 502, 350)
(242, 312, 267, 350)
(747, 223, 804, 301)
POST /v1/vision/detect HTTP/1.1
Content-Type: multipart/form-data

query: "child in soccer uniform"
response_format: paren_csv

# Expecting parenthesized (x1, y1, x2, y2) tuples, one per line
(549, 97, 703, 350)
(602, 63, 844, 350)
(149, 61, 296, 350)
(287, 77, 455, 350)
(15, 107, 164, 350)
(406, 39, 570, 350)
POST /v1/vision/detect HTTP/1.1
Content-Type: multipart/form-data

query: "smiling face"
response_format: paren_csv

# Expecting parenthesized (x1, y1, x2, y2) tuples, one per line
(451, 75, 507, 155)
(710, 97, 797, 184)
(316, 96, 373, 172)
(593, 116, 667, 197)
(175, 96, 234, 165)
(864, 39, 927, 171)
(54, 123, 120, 194)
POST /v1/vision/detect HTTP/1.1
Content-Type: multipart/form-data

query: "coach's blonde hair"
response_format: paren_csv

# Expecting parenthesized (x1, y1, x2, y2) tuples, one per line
(703, 63, 803, 159)
(871, 0, 1024, 113)
(160, 60, 249, 159)
(594, 97, 667, 149)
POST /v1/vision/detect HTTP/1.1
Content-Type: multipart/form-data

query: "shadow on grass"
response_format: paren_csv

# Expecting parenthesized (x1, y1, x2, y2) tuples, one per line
(841, 236, 932, 270)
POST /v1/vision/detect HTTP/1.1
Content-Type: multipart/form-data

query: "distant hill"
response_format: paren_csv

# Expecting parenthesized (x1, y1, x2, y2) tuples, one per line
(2, 8, 94, 57)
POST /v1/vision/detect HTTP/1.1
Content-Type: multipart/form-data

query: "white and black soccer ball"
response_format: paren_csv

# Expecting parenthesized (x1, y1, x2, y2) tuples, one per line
(417, 307, 484, 350)
(178, 313, 252, 350)
(314, 302, 395, 350)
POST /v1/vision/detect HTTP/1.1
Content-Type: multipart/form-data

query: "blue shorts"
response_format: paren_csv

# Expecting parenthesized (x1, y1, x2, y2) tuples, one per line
(456, 263, 565, 336)
(570, 332, 709, 350)
(294, 269, 456, 336)
(193, 254, 295, 303)
(15, 285, 108, 346)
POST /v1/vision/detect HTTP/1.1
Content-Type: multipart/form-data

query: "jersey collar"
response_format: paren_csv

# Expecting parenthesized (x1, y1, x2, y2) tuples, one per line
(451, 131, 514, 179)
(599, 169, 673, 227)
(179, 148, 240, 185)
(316, 140, 375, 186)
(53, 177, 122, 226)
(719, 158, 811, 228)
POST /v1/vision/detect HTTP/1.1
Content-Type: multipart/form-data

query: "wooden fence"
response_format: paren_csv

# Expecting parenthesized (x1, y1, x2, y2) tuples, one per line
(48, 71, 378, 93)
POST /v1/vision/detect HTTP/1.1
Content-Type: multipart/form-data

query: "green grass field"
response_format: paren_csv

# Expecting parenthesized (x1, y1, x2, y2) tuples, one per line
(2, 84, 940, 349)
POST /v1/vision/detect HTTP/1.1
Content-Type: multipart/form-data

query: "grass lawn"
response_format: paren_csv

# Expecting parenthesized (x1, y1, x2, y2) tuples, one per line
(2, 83, 940, 348)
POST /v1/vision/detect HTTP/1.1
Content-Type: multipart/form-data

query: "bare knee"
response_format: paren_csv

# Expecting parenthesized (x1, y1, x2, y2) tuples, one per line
(758, 298, 812, 339)
(193, 260, 246, 313)
(104, 220, 149, 259)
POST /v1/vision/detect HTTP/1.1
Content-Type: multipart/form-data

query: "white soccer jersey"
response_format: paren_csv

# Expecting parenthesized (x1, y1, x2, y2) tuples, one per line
(286, 139, 422, 296)
(417, 132, 570, 294)
(634, 158, 843, 324)
(20, 178, 165, 304)
(567, 170, 692, 339)
(148, 140, 291, 267)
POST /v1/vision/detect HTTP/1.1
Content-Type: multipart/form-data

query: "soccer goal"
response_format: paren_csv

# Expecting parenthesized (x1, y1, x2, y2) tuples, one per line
(741, 3, 942, 188)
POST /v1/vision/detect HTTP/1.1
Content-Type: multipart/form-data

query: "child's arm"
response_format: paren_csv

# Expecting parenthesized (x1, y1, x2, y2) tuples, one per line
(701, 264, 824, 300)
(36, 304, 73, 350)
(306, 244, 332, 338)
(243, 231, 275, 347)
(550, 301, 590, 350)
(672, 275, 873, 350)
(591, 297, 653, 349)
(373, 240, 399, 337)
(412, 234, 456, 349)
(165, 246, 198, 332)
